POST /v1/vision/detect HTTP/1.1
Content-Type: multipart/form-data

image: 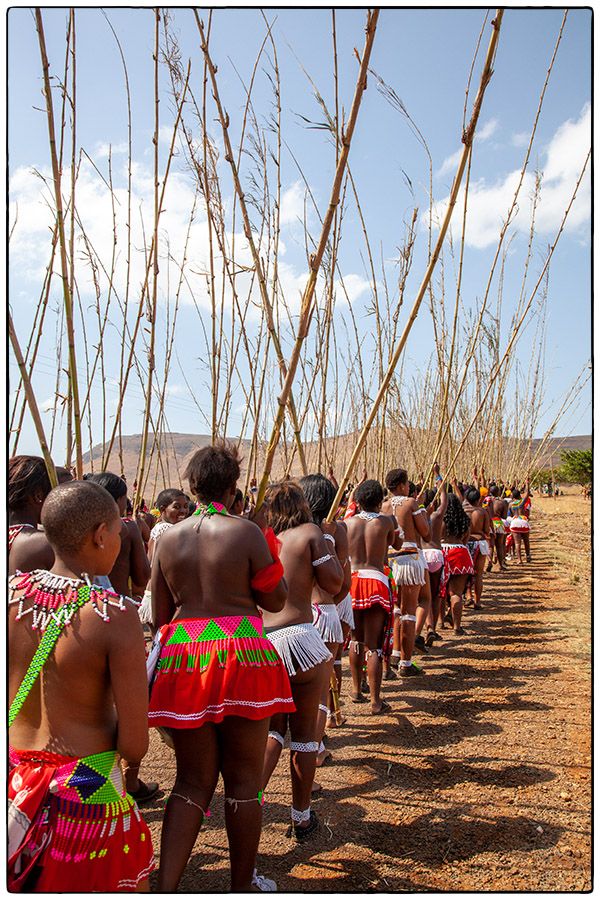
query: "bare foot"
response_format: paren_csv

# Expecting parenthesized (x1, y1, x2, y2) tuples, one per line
(316, 748, 332, 767)
(327, 713, 347, 728)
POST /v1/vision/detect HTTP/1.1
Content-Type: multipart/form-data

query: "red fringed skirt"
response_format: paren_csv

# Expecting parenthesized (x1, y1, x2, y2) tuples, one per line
(148, 615, 295, 728)
(350, 569, 394, 614)
(440, 544, 475, 597)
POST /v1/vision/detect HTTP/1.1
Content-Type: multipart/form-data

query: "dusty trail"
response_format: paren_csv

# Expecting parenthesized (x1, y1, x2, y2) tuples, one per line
(143, 495, 591, 891)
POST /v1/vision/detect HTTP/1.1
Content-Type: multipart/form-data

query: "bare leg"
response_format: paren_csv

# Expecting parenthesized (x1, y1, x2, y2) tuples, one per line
(400, 584, 421, 662)
(473, 552, 486, 608)
(498, 533, 507, 568)
(335, 623, 350, 695)
(427, 568, 442, 637)
(262, 712, 288, 790)
(317, 642, 340, 741)
(524, 533, 531, 561)
(332, 624, 350, 718)
(288, 661, 329, 827)
(361, 605, 387, 711)
(220, 716, 271, 892)
(514, 532, 523, 564)
(448, 574, 468, 635)
(415, 570, 431, 638)
(157, 726, 220, 892)
(349, 613, 366, 700)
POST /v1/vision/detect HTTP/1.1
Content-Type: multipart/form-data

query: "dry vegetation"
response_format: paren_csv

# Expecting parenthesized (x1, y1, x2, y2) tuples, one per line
(10, 8, 590, 507)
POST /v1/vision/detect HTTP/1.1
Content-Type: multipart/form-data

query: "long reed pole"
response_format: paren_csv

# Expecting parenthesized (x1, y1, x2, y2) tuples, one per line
(35, 7, 83, 477)
(326, 10, 504, 520)
(194, 12, 308, 474)
(439, 150, 590, 483)
(254, 8, 380, 508)
(9, 313, 58, 487)
(134, 8, 161, 512)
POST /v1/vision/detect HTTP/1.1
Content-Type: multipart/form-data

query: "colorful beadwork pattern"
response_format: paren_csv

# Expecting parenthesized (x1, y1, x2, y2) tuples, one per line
(156, 616, 280, 674)
(148, 615, 295, 727)
(8, 748, 154, 891)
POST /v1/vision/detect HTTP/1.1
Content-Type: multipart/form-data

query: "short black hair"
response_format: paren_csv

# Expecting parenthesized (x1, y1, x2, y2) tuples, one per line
(155, 488, 187, 511)
(385, 468, 408, 491)
(465, 487, 481, 506)
(41, 481, 119, 554)
(299, 474, 336, 525)
(85, 471, 127, 502)
(183, 442, 241, 502)
(9, 455, 52, 509)
(355, 479, 384, 512)
(489, 485, 499, 498)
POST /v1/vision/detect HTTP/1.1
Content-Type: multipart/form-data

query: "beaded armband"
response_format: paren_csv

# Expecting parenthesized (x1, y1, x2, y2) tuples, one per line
(312, 554, 333, 567)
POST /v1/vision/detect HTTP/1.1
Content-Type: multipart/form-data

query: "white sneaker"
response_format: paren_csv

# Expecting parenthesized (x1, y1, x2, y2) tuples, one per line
(252, 869, 277, 891)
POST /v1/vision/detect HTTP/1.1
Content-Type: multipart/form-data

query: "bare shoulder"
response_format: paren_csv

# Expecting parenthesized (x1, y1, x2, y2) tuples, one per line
(123, 518, 141, 537)
(284, 522, 323, 547)
(90, 595, 144, 643)
(11, 530, 54, 571)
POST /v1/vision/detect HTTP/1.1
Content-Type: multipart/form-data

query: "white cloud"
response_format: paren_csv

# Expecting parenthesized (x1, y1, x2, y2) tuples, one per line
(428, 104, 590, 248)
(165, 383, 187, 396)
(279, 181, 306, 227)
(95, 141, 128, 159)
(511, 131, 529, 148)
(436, 119, 498, 179)
(8, 157, 364, 333)
(475, 118, 499, 142)
(335, 272, 371, 305)
(436, 148, 462, 179)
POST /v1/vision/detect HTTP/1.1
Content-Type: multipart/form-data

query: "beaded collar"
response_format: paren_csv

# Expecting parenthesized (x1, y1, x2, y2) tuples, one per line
(193, 501, 229, 531)
(357, 511, 381, 520)
(193, 501, 229, 517)
(9, 570, 137, 632)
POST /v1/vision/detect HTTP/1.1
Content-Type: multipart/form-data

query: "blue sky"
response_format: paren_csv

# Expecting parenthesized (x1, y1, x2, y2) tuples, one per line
(8, 8, 592, 461)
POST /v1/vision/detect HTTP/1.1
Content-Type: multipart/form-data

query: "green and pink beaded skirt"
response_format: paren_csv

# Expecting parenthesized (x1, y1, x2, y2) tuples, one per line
(148, 615, 295, 728)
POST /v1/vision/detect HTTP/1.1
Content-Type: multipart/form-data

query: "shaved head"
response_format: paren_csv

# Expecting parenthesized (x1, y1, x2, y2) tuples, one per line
(41, 481, 119, 555)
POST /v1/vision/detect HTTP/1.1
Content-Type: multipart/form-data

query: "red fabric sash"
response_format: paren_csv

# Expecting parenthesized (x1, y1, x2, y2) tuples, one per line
(8, 749, 74, 891)
(251, 526, 284, 593)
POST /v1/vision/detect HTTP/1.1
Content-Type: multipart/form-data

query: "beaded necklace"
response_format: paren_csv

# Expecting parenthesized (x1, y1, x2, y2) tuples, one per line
(9, 571, 137, 728)
(357, 511, 381, 521)
(193, 500, 229, 530)
(10, 570, 136, 631)
(8, 523, 36, 553)
(193, 501, 229, 517)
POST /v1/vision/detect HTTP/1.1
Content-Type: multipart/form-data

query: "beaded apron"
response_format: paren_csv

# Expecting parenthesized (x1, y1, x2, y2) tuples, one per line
(149, 615, 295, 728)
(8, 748, 154, 891)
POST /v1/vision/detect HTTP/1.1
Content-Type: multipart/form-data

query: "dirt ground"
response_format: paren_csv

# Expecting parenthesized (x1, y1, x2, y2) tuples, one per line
(142, 492, 591, 892)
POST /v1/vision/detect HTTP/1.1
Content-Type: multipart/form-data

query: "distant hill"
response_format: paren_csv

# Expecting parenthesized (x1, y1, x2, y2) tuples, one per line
(83, 431, 591, 499)
(529, 435, 591, 468)
(83, 433, 243, 495)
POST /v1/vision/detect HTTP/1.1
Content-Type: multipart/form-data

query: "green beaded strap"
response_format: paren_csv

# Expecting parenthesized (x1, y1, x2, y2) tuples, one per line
(9, 586, 90, 728)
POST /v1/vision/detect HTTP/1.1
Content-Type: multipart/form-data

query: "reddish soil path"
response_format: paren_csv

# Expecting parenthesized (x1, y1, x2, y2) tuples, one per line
(143, 495, 591, 891)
